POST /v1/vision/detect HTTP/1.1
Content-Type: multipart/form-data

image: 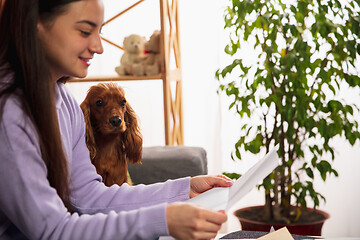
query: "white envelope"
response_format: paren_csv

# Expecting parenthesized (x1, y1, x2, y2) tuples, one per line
(187, 145, 280, 211)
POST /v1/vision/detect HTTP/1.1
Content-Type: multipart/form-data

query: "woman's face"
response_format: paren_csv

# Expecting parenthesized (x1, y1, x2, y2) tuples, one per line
(37, 0, 104, 81)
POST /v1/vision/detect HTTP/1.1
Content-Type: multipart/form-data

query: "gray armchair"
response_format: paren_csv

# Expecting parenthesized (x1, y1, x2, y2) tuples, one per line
(128, 146, 208, 185)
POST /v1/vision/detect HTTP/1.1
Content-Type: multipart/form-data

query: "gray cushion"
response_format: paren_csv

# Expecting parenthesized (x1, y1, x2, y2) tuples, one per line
(128, 146, 208, 185)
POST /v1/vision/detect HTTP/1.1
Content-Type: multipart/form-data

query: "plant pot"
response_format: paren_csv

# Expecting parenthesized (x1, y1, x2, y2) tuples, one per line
(234, 205, 330, 236)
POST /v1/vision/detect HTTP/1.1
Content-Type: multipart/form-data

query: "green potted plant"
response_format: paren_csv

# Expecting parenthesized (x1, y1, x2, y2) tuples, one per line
(216, 0, 360, 235)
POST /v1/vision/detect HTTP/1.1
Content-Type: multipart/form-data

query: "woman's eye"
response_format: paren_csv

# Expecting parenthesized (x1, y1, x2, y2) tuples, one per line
(120, 100, 126, 107)
(96, 100, 103, 107)
(80, 30, 91, 36)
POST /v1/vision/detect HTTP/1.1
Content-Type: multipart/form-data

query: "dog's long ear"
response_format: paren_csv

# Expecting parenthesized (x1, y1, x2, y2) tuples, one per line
(80, 99, 97, 161)
(124, 103, 143, 163)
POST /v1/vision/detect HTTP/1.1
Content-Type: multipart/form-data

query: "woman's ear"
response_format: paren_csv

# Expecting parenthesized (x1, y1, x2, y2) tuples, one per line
(37, 21, 46, 37)
(80, 100, 97, 160)
(124, 103, 143, 164)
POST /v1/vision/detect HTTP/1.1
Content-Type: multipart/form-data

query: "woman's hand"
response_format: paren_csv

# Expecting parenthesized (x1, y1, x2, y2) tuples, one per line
(189, 175, 233, 198)
(166, 202, 227, 240)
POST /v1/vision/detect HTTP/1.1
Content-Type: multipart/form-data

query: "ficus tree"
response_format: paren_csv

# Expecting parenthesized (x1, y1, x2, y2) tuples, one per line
(216, 0, 360, 223)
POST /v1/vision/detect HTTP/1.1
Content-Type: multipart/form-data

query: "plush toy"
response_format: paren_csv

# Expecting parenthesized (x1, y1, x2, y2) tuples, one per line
(142, 30, 162, 76)
(115, 34, 146, 76)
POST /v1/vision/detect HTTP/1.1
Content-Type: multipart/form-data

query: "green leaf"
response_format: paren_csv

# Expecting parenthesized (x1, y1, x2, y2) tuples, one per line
(316, 160, 332, 181)
(293, 182, 302, 191)
(263, 176, 273, 190)
(223, 172, 242, 180)
(305, 167, 314, 179)
(235, 148, 241, 160)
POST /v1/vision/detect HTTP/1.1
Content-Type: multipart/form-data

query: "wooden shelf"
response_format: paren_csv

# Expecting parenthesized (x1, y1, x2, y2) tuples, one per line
(70, 75, 163, 83)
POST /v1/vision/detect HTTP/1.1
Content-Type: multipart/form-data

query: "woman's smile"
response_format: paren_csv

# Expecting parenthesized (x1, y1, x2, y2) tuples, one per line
(79, 57, 92, 67)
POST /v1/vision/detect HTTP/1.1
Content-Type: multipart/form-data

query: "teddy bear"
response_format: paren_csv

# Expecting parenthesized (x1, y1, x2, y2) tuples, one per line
(142, 30, 162, 76)
(115, 34, 146, 76)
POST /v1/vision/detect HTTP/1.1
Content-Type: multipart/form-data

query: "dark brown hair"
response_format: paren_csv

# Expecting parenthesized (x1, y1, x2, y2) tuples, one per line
(0, 0, 82, 212)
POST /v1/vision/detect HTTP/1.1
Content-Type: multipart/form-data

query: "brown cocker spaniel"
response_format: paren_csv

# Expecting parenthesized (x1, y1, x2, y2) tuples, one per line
(80, 82, 142, 186)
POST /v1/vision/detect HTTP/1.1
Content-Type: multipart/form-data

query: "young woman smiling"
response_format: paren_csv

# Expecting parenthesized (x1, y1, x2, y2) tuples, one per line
(0, 0, 232, 239)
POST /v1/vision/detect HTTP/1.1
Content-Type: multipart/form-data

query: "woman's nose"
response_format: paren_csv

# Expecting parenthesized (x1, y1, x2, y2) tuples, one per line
(90, 34, 104, 54)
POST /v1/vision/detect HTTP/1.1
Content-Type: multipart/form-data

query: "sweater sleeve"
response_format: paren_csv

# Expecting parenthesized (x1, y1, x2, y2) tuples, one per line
(0, 84, 191, 240)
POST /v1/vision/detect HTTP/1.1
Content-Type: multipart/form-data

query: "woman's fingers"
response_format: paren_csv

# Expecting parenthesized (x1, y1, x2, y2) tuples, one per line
(190, 175, 234, 198)
(166, 202, 227, 240)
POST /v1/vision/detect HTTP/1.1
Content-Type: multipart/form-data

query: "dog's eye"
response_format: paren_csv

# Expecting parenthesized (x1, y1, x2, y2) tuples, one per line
(96, 100, 103, 107)
(120, 100, 126, 107)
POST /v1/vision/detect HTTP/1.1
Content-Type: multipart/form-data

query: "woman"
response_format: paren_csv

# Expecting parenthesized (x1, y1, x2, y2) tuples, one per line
(0, 0, 232, 239)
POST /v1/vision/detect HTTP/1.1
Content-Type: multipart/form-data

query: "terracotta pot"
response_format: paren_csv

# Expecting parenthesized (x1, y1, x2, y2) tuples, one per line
(234, 205, 330, 236)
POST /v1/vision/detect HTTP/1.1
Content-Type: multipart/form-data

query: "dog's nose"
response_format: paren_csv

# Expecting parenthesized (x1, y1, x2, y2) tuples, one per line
(109, 116, 122, 127)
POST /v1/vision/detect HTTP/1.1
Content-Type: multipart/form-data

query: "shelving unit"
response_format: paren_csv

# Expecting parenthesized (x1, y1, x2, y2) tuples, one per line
(70, 0, 183, 145)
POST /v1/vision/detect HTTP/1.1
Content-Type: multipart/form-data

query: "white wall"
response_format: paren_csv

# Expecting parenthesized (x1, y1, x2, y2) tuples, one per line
(66, 0, 360, 237)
